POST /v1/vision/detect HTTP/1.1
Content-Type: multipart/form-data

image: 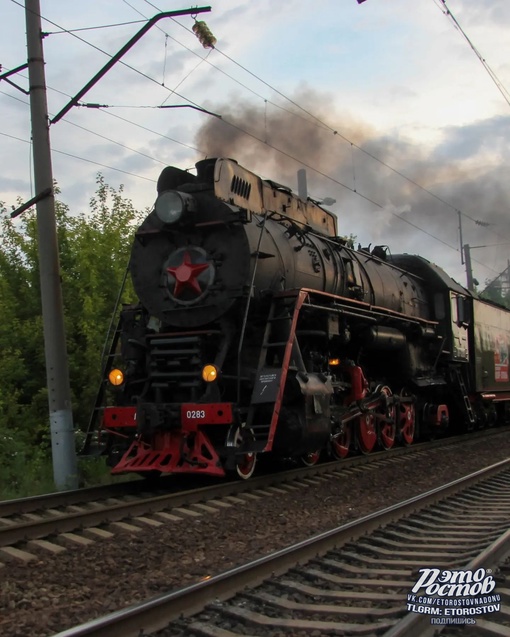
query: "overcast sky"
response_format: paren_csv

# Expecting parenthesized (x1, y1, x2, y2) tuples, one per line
(2, 0, 510, 288)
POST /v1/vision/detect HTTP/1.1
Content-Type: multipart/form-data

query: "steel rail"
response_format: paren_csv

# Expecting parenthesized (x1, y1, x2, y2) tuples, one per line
(1, 425, 502, 518)
(383, 531, 510, 637)
(0, 429, 506, 547)
(0, 447, 418, 546)
(0, 479, 146, 517)
(52, 457, 510, 637)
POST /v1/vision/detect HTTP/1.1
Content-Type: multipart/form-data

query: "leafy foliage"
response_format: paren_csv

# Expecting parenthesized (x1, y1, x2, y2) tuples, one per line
(0, 176, 145, 495)
(480, 279, 510, 310)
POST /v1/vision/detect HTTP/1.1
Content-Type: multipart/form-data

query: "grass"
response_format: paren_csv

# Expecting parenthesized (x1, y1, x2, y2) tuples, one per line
(0, 454, 126, 500)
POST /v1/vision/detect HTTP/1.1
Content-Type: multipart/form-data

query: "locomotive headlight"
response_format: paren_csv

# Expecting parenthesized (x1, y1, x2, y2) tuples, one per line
(202, 364, 218, 382)
(155, 191, 197, 225)
(108, 368, 124, 386)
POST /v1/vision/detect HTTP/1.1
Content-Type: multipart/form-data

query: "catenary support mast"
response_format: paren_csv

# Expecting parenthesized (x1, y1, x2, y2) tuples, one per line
(25, 0, 78, 489)
(24, 1, 212, 489)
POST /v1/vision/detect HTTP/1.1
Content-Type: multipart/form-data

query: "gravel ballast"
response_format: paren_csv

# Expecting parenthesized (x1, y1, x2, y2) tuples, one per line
(1, 432, 510, 636)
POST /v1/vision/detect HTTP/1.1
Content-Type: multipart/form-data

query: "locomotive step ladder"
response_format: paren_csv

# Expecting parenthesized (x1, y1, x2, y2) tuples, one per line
(450, 366, 476, 428)
(245, 290, 309, 452)
(82, 314, 124, 454)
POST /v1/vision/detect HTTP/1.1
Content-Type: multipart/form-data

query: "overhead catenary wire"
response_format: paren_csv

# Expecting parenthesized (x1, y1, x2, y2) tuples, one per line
(42, 18, 147, 36)
(0, 130, 157, 184)
(133, 0, 508, 244)
(12, 0, 499, 235)
(10, 0, 503, 226)
(0, 87, 179, 171)
(4, 0, 509, 273)
(434, 0, 510, 108)
(0, 123, 497, 277)
(10, 0, 210, 115)
(1, 73, 208, 158)
(0, 27, 498, 267)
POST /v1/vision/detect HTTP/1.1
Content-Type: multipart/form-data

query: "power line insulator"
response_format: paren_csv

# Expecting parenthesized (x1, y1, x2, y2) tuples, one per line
(192, 21, 217, 49)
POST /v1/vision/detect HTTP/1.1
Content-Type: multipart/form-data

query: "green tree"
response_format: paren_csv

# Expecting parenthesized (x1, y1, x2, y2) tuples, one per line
(0, 177, 144, 494)
(480, 280, 510, 309)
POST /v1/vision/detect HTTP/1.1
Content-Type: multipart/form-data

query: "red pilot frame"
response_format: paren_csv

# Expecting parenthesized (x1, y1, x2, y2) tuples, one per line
(100, 403, 234, 476)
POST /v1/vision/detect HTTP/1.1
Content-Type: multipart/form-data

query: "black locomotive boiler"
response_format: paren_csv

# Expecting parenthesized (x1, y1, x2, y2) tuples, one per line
(85, 158, 510, 479)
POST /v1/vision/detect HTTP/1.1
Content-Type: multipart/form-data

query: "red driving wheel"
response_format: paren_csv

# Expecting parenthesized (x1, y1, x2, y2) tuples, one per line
(357, 412, 377, 453)
(377, 385, 396, 450)
(399, 389, 416, 446)
(332, 423, 352, 459)
(301, 450, 321, 466)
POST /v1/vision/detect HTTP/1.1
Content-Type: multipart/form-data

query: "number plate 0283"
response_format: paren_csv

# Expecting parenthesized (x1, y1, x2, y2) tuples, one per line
(181, 403, 233, 427)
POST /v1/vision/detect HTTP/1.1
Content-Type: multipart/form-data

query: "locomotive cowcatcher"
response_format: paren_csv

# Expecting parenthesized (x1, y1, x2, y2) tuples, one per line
(83, 158, 510, 478)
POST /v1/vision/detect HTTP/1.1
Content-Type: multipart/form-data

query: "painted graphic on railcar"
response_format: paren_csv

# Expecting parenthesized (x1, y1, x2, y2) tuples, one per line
(494, 334, 509, 382)
(473, 299, 510, 391)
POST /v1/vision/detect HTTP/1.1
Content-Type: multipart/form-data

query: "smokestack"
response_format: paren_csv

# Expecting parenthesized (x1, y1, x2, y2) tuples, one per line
(195, 158, 217, 185)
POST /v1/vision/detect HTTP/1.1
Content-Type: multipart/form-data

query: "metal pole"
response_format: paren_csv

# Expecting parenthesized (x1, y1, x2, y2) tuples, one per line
(458, 210, 464, 265)
(464, 244, 474, 291)
(51, 7, 211, 125)
(25, 0, 78, 489)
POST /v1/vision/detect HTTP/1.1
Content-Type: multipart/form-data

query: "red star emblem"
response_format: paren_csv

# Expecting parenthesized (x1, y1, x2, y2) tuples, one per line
(167, 251, 209, 297)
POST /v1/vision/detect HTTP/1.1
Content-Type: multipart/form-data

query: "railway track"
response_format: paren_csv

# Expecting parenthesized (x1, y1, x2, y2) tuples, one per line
(0, 431, 500, 560)
(51, 457, 510, 637)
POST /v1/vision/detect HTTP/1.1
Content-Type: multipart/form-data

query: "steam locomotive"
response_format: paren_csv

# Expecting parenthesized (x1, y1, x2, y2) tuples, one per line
(85, 158, 510, 479)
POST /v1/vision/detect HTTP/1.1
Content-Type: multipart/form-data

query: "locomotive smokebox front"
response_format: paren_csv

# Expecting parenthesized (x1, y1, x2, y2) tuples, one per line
(130, 190, 254, 327)
(130, 158, 304, 329)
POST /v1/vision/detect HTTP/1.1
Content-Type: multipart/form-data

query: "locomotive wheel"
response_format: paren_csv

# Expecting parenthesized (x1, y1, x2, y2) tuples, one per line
(301, 450, 321, 466)
(376, 385, 396, 450)
(357, 413, 377, 453)
(399, 388, 415, 446)
(331, 423, 351, 459)
(229, 426, 257, 480)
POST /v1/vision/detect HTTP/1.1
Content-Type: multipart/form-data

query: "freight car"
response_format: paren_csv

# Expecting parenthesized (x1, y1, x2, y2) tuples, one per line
(84, 158, 510, 479)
